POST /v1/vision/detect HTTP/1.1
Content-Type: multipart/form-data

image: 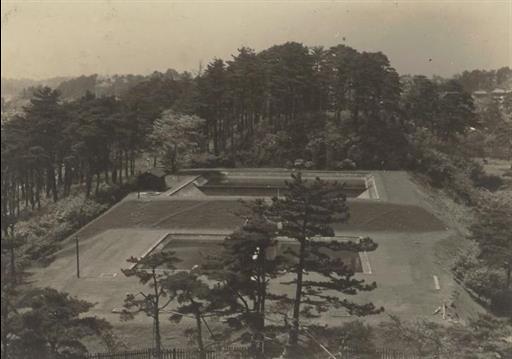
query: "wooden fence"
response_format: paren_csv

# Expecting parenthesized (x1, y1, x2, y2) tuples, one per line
(335, 348, 421, 359)
(85, 347, 425, 359)
(375, 348, 421, 359)
(85, 347, 250, 359)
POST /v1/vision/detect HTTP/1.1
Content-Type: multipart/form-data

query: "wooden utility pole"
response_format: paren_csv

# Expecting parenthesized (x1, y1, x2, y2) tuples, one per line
(10, 241, 16, 285)
(75, 236, 80, 278)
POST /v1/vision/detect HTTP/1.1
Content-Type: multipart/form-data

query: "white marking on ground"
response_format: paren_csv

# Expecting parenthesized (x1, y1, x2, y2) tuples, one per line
(361, 251, 372, 274)
(99, 272, 118, 278)
(433, 275, 440, 290)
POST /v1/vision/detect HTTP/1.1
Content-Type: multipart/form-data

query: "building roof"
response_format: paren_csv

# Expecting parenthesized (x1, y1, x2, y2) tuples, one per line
(492, 88, 506, 95)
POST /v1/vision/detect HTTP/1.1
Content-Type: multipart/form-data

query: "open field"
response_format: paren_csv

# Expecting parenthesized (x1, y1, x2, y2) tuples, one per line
(30, 170, 485, 349)
(70, 198, 445, 243)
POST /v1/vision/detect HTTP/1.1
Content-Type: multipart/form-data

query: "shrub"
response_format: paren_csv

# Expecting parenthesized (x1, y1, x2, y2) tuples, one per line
(14, 195, 109, 264)
(303, 321, 377, 358)
(491, 290, 512, 316)
(411, 140, 482, 204)
(65, 199, 108, 226)
(25, 242, 60, 264)
(189, 153, 236, 168)
(336, 158, 357, 170)
(452, 246, 480, 283)
(416, 148, 458, 187)
(250, 131, 296, 166)
(472, 173, 504, 191)
(454, 245, 511, 315)
(94, 180, 137, 205)
(304, 160, 314, 169)
(463, 267, 505, 301)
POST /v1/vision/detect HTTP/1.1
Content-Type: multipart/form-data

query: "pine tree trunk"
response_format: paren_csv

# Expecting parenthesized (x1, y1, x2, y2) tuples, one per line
(48, 165, 58, 202)
(16, 181, 20, 217)
(79, 163, 84, 184)
(124, 151, 129, 178)
(10, 244, 16, 283)
(506, 264, 511, 289)
(326, 145, 333, 170)
(171, 144, 178, 173)
(289, 239, 306, 348)
(258, 256, 267, 357)
(57, 163, 63, 186)
(112, 164, 117, 184)
(45, 170, 51, 198)
(213, 119, 219, 155)
(35, 173, 41, 209)
(118, 152, 123, 184)
(195, 310, 206, 359)
(24, 176, 29, 207)
(152, 269, 162, 359)
(95, 171, 101, 196)
(1, 297, 10, 359)
(29, 172, 35, 209)
(154, 310, 162, 359)
(85, 172, 92, 198)
(21, 178, 26, 205)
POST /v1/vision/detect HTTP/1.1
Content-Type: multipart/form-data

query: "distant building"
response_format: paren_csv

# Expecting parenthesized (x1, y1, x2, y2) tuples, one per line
(472, 90, 488, 97)
(491, 88, 506, 95)
(491, 88, 508, 104)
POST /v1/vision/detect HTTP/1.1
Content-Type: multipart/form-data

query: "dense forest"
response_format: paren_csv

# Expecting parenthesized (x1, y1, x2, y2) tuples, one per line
(455, 67, 512, 93)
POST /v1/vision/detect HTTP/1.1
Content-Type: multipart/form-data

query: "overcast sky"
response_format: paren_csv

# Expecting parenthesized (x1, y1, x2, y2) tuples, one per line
(1, 1, 511, 80)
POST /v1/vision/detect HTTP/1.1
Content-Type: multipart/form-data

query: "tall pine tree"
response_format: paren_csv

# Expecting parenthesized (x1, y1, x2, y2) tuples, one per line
(268, 172, 382, 355)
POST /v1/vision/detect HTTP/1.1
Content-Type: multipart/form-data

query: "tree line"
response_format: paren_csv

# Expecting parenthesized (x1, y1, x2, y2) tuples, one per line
(195, 44, 477, 169)
(2, 41, 486, 235)
(455, 67, 512, 93)
(1, 72, 194, 234)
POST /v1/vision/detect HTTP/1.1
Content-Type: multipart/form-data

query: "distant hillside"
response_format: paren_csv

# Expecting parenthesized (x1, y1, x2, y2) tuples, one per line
(1, 77, 70, 100)
(455, 66, 512, 93)
(1, 74, 145, 101)
(2, 68, 186, 103)
(56, 74, 147, 100)
(56, 69, 184, 100)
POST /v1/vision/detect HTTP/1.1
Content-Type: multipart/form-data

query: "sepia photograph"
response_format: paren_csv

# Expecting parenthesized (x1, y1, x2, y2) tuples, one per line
(1, 1, 511, 358)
